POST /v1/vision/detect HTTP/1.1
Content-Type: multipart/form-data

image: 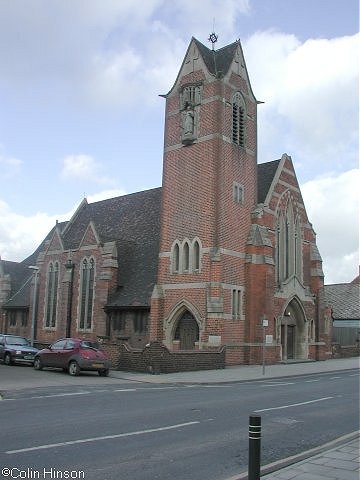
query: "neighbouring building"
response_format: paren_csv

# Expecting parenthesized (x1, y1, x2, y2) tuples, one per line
(325, 274, 360, 357)
(0, 37, 333, 370)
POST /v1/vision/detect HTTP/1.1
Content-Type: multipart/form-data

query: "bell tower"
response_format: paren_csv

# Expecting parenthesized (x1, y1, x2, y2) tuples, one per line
(150, 37, 259, 364)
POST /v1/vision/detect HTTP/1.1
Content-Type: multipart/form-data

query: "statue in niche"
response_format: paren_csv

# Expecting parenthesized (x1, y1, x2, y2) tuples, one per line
(181, 84, 201, 145)
(183, 104, 194, 135)
(181, 102, 196, 145)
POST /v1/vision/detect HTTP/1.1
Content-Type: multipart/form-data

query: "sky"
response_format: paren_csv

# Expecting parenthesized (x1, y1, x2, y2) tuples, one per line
(0, 0, 358, 284)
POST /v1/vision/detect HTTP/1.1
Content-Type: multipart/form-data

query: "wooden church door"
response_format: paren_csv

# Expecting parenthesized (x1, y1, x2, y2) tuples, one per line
(176, 312, 199, 350)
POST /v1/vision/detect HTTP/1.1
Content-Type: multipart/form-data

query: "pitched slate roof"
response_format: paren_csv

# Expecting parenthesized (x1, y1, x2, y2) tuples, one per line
(2, 274, 32, 309)
(61, 187, 162, 308)
(193, 38, 239, 77)
(1, 261, 32, 309)
(257, 159, 281, 203)
(325, 283, 360, 320)
(62, 188, 160, 248)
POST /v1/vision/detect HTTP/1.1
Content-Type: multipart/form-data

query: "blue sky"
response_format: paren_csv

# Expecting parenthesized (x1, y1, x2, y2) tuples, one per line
(0, 0, 358, 284)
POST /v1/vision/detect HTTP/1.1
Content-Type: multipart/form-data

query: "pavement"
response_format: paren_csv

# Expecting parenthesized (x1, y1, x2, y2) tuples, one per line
(260, 435, 359, 479)
(111, 357, 360, 479)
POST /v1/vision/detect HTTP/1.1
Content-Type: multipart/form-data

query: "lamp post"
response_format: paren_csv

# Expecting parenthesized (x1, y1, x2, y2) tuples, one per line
(28, 266, 39, 347)
(262, 316, 268, 375)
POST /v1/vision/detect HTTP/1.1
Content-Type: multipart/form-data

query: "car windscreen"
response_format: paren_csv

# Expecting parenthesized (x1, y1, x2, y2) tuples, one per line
(80, 340, 100, 350)
(5, 336, 30, 346)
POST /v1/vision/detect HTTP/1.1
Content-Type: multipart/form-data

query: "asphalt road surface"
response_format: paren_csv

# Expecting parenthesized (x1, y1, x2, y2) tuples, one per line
(0, 368, 358, 480)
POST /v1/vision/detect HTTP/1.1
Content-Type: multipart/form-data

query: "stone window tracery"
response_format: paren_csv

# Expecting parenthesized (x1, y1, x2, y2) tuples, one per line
(45, 261, 59, 328)
(180, 85, 201, 109)
(233, 182, 244, 204)
(276, 198, 303, 285)
(79, 257, 95, 331)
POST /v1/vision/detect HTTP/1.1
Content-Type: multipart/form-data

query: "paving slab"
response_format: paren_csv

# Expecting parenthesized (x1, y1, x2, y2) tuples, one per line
(260, 437, 360, 480)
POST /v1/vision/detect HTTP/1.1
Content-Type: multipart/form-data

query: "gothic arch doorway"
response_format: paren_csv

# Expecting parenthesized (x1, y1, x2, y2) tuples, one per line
(174, 311, 199, 350)
(280, 298, 308, 361)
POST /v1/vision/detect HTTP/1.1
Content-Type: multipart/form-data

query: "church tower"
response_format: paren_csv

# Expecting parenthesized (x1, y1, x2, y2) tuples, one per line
(150, 37, 259, 364)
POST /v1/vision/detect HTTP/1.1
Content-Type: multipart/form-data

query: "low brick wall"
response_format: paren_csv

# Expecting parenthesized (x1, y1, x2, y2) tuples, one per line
(117, 341, 226, 373)
(331, 343, 360, 358)
(100, 341, 122, 369)
(34, 341, 51, 350)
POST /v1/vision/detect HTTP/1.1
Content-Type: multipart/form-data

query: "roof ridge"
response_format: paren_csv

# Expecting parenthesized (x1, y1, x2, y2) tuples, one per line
(192, 37, 240, 78)
(88, 186, 162, 206)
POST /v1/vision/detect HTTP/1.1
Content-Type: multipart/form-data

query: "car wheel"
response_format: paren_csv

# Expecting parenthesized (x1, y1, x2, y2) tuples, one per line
(68, 361, 80, 376)
(33, 357, 43, 370)
(4, 353, 13, 366)
(98, 369, 109, 377)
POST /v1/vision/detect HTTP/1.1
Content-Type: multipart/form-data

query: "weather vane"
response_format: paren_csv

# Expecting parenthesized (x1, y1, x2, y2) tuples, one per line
(208, 31, 218, 50)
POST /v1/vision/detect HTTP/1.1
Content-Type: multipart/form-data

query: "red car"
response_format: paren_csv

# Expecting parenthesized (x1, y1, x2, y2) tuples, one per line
(33, 338, 111, 376)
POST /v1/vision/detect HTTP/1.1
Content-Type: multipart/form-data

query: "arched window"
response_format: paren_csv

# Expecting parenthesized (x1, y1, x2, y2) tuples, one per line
(173, 243, 180, 273)
(193, 240, 200, 271)
(231, 289, 242, 318)
(183, 242, 190, 272)
(276, 200, 303, 285)
(171, 238, 202, 274)
(45, 262, 59, 328)
(79, 257, 95, 330)
(232, 92, 245, 147)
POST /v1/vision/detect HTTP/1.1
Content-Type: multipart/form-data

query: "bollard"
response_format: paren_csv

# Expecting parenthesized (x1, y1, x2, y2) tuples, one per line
(248, 414, 261, 480)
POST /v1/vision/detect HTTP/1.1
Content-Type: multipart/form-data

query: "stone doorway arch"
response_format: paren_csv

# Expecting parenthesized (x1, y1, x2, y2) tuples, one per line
(174, 311, 199, 350)
(280, 298, 308, 361)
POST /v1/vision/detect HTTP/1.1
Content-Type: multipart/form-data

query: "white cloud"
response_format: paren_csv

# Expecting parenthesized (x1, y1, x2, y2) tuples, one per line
(158, 0, 250, 43)
(0, 0, 251, 107)
(0, 151, 23, 179)
(61, 154, 115, 186)
(0, 0, 162, 81)
(89, 49, 142, 107)
(0, 199, 71, 262)
(245, 31, 359, 177)
(301, 169, 359, 284)
(0, 187, 128, 262)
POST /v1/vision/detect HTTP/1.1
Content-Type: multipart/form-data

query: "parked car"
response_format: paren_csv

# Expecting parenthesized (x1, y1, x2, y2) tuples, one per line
(33, 338, 111, 376)
(0, 334, 39, 365)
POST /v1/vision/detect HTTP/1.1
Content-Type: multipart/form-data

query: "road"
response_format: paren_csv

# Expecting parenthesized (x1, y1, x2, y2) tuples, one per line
(0, 367, 358, 480)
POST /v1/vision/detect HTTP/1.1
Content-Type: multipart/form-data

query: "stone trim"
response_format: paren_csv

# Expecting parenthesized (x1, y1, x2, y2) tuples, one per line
(245, 254, 275, 265)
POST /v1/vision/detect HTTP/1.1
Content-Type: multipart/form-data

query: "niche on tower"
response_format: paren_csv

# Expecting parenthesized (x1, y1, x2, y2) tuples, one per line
(180, 84, 202, 145)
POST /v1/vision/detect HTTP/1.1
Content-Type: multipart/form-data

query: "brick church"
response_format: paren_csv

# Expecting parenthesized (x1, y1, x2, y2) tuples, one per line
(0, 37, 332, 369)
